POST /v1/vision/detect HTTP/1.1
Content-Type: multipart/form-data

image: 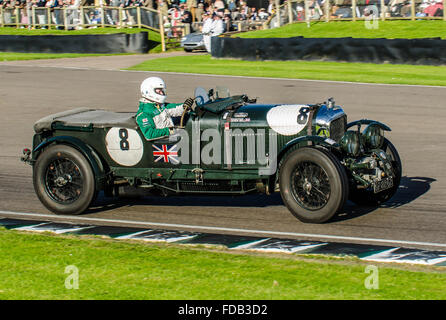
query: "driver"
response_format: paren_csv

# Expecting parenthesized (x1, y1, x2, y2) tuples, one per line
(136, 77, 194, 140)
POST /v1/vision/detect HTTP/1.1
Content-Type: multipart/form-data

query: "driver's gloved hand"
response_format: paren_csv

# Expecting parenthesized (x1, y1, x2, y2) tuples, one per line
(168, 127, 175, 135)
(183, 97, 195, 111)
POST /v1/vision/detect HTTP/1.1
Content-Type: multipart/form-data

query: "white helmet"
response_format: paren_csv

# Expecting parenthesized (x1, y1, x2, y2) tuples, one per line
(140, 77, 167, 104)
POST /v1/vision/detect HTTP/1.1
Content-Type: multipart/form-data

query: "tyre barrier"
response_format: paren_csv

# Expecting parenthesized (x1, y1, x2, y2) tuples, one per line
(0, 32, 149, 54)
(211, 36, 446, 65)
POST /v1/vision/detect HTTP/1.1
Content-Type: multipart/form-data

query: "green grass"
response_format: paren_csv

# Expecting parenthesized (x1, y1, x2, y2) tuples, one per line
(0, 27, 164, 55)
(127, 55, 446, 86)
(0, 52, 132, 61)
(0, 228, 445, 299)
(238, 20, 446, 39)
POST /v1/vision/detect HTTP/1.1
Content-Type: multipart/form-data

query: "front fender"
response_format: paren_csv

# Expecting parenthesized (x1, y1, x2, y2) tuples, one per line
(278, 135, 339, 163)
(347, 119, 391, 131)
(33, 136, 107, 189)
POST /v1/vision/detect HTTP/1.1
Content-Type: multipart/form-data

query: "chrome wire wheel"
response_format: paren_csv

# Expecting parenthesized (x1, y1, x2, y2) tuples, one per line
(279, 147, 348, 223)
(33, 144, 96, 215)
(45, 158, 84, 204)
(291, 161, 331, 211)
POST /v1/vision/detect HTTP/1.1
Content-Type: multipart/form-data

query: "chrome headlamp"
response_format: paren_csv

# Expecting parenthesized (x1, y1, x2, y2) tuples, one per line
(339, 131, 361, 156)
(362, 124, 384, 149)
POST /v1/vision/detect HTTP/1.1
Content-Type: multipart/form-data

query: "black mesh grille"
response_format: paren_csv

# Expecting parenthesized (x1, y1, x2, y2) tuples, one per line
(330, 116, 347, 141)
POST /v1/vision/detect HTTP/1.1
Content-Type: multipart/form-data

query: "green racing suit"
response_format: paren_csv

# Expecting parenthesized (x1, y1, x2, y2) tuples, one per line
(135, 99, 184, 140)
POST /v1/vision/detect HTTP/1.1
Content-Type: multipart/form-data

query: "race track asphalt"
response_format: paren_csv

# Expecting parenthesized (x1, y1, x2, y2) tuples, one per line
(0, 57, 445, 250)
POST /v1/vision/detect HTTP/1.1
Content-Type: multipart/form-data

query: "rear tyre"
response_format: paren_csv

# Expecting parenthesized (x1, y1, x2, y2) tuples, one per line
(279, 147, 348, 223)
(33, 144, 96, 215)
(349, 138, 402, 206)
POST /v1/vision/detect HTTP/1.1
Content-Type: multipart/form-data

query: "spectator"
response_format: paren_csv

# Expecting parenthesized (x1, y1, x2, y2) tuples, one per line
(223, 12, 232, 32)
(258, 7, 268, 19)
(267, 0, 274, 15)
(186, 0, 196, 21)
(158, 0, 168, 17)
(227, 0, 235, 11)
(388, 0, 411, 17)
(195, 2, 203, 21)
(424, 0, 443, 16)
(211, 11, 224, 35)
(68, 0, 81, 29)
(213, 0, 224, 10)
(249, 7, 257, 20)
(141, 0, 155, 27)
(35, 0, 47, 28)
(1, 0, 13, 25)
(110, 0, 123, 26)
(181, 8, 193, 31)
(201, 11, 212, 52)
(169, 5, 181, 36)
(240, 1, 249, 16)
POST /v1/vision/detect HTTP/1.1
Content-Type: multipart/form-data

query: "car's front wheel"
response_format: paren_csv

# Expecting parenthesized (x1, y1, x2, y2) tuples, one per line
(33, 144, 96, 215)
(279, 147, 348, 223)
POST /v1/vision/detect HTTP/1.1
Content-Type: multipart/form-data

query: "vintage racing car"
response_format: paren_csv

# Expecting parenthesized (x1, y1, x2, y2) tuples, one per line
(21, 87, 401, 223)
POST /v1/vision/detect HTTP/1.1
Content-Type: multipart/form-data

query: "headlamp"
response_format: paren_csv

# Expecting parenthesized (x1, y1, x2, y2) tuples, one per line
(362, 124, 384, 149)
(340, 131, 361, 156)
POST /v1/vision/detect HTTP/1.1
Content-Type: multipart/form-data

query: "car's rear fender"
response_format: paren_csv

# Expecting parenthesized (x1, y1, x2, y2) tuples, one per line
(33, 136, 108, 190)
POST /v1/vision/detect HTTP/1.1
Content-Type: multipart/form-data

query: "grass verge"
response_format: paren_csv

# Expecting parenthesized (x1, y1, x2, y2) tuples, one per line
(238, 20, 446, 39)
(0, 228, 445, 299)
(0, 52, 132, 61)
(127, 55, 446, 86)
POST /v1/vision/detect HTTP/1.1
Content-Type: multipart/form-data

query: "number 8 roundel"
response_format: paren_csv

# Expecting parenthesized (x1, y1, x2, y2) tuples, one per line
(105, 127, 144, 166)
(266, 105, 311, 136)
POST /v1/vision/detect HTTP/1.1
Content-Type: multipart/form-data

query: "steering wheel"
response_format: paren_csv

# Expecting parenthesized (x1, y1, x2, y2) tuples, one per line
(179, 99, 195, 128)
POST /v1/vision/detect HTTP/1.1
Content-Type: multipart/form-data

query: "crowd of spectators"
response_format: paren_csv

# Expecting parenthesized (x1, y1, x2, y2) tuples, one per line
(1, 0, 443, 31)
(160, 0, 275, 35)
(0, 0, 275, 31)
(318, 0, 444, 19)
(0, 0, 160, 28)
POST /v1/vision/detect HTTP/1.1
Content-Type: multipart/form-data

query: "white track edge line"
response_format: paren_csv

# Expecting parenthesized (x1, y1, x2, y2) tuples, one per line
(2, 64, 446, 89)
(1, 210, 446, 249)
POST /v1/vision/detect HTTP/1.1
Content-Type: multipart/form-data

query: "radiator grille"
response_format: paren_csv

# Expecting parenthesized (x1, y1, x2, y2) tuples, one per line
(330, 116, 347, 141)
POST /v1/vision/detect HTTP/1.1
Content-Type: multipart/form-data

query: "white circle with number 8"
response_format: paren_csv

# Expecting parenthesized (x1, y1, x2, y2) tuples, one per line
(105, 127, 144, 166)
(266, 105, 310, 136)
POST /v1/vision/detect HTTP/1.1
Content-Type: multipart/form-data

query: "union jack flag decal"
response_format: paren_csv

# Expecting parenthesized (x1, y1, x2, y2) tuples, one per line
(152, 144, 179, 164)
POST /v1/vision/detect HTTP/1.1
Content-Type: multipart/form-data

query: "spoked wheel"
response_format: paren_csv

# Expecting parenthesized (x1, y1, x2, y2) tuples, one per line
(33, 144, 96, 215)
(279, 147, 349, 223)
(349, 138, 402, 206)
(291, 161, 332, 211)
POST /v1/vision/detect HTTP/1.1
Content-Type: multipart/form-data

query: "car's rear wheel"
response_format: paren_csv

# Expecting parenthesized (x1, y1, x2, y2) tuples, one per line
(349, 138, 402, 206)
(279, 147, 348, 223)
(33, 144, 96, 215)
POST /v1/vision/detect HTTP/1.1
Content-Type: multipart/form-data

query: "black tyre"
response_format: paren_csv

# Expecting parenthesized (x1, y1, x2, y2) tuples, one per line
(349, 138, 402, 206)
(184, 48, 193, 52)
(33, 144, 96, 215)
(279, 147, 349, 223)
